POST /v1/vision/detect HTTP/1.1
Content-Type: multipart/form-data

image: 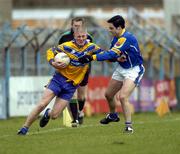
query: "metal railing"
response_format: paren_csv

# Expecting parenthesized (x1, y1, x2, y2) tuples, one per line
(0, 7, 180, 118)
(128, 7, 180, 80)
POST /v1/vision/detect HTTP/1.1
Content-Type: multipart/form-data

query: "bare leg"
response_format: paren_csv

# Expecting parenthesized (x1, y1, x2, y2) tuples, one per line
(100, 79, 123, 124)
(50, 97, 69, 120)
(119, 79, 136, 123)
(23, 89, 55, 128)
(105, 79, 123, 112)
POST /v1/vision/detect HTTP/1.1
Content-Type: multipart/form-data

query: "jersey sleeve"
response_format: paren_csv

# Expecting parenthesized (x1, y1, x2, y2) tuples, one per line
(46, 45, 64, 64)
(92, 50, 119, 61)
(93, 44, 103, 54)
(92, 37, 129, 61)
(46, 47, 56, 64)
(111, 37, 130, 53)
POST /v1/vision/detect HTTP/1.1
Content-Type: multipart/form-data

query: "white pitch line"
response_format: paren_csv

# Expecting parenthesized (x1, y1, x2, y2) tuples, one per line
(0, 124, 101, 139)
(0, 117, 180, 139)
(134, 117, 180, 124)
(0, 134, 12, 139)
(29, 124, 101, 136)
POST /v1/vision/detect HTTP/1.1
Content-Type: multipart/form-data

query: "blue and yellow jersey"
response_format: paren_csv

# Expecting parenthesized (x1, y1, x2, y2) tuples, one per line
(92, 29, 143, 69)
(47, 40, 101, 85)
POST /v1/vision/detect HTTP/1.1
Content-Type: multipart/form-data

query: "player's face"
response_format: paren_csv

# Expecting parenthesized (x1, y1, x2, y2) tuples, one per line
(74, 31, 87, 46)
(72, 21, 83, 31)
(108, 23, 120, 37)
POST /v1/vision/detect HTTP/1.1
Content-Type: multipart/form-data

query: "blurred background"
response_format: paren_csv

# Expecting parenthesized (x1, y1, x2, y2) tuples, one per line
(0, 0, 180, 119)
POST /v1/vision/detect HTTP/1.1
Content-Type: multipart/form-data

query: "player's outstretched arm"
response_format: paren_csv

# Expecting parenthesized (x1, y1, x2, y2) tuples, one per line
(78, 50, 120, 64)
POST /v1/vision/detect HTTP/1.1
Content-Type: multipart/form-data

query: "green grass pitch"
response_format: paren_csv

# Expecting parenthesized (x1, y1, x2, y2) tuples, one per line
(0, 112, 180, 154)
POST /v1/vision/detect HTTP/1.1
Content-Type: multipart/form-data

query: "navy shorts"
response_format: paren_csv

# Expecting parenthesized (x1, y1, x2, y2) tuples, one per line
(47, 72, 78, 101)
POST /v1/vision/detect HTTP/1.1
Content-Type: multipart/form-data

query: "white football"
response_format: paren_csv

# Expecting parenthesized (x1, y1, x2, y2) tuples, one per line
(54, 52, 70, 65)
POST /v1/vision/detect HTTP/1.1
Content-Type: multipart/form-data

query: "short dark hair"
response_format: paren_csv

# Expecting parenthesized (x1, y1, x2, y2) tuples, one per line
(107, 15, 125, 29)
(71, 17, 85, 25)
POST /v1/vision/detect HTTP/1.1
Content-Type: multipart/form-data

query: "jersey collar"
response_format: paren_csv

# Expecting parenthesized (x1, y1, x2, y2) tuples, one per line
(119, 28, 126, 36)
(72, 39, 88, 48)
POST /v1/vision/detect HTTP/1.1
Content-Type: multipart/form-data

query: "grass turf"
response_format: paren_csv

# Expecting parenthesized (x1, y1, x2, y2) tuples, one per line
(0, 112, 180, 154)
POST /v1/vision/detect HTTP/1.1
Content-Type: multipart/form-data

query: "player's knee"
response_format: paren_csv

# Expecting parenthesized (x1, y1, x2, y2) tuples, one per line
(119, 94, 128, 103)
(77, 93, 85, 100)
(37, 103, 47, 111)
(50, 113, 59, 120)
(78, 96, 85, 101)
(105, 92, 112, 101)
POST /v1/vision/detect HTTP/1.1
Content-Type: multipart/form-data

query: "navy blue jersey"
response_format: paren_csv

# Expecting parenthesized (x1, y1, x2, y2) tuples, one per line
(93, 29, 143, 69)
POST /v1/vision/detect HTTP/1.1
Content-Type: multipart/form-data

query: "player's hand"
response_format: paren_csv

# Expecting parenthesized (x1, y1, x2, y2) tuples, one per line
(117, 54, 127, 62)
(79, 55, 93, 64)
(52, 61, 67, 69)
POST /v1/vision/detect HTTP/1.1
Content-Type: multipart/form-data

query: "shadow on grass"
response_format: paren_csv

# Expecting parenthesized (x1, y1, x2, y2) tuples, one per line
(112, 141, 125, 145)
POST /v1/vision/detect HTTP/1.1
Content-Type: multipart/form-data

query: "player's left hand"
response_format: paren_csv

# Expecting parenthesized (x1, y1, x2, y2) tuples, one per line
(79, 55, 93, 64)
(117, 54, 127, 62)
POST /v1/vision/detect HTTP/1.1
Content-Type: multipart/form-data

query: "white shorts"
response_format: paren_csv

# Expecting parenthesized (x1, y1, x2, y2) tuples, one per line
(112, 64, 145, 85)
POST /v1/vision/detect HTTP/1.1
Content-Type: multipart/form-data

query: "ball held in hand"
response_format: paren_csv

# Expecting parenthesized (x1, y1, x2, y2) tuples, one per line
(54, 52, 70, 65)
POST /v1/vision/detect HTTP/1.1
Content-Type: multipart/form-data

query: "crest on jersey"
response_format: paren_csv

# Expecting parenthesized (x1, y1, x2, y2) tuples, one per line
(114, 42, 121, 48)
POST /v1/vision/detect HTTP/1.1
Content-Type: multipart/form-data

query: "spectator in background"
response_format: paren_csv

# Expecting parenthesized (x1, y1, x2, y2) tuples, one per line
(17, 26, 101, 135)
(79, 15, 145, 133)
(59, 17, 93, 126)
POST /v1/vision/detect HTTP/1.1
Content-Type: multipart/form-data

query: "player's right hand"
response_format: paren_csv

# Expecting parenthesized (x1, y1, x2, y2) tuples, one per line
(52, 61, 67, 69)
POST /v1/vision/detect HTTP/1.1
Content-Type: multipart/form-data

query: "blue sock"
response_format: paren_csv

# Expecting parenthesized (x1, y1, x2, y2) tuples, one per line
(45, 108, 50, 118)
(21, 126, 29, 133)
(125, 122, 132, 127)
(109, 112, 118, 119)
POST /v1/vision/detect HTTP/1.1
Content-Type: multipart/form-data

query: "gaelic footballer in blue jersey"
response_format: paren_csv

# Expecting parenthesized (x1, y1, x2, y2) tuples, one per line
(79, 15, 145, 133)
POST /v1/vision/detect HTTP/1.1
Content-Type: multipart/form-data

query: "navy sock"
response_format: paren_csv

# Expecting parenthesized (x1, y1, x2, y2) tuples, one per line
(69, 99, 78, 121)
(109, 112, 118, 119)
(125, 122, 132, 127)
(78, 99, 85, 111)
